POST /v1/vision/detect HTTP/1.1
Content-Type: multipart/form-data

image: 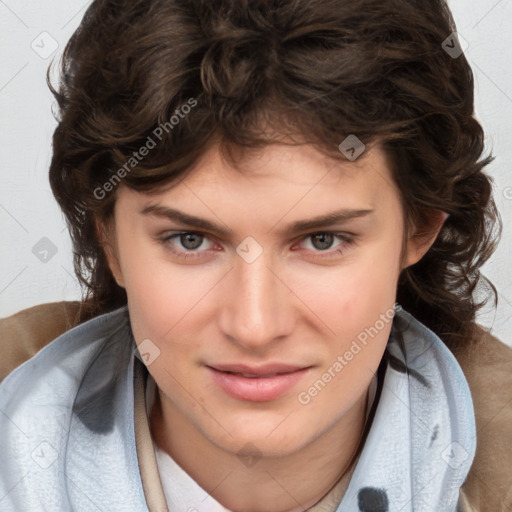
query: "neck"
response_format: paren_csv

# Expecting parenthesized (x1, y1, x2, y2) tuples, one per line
(150, 387, 369, 512)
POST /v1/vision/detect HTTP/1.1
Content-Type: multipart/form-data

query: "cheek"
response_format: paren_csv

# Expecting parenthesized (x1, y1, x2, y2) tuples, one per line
(123, 257, 207, 391)
(318, 272, 394, 372)
(120, 244, 219, 359)
(302, 271, 396, 411)
(294, 229, 401, 380)
(341, 263, 398, 327)
(116, 238, 180, 340)
(126, 268, 197, 343)
(300, 240, 401, 334)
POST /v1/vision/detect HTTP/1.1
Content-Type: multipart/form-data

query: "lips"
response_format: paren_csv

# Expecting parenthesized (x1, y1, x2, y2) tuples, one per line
(209, 363, 307, 377)
(206, 363, 312, 402)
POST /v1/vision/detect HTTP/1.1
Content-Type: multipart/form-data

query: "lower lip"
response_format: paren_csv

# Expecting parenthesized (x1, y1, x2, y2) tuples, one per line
(207, 367, 311, 402)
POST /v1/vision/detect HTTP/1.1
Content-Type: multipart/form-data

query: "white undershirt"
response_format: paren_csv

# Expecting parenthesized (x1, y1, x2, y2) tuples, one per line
(145, 374, 231, 511)
(145, 372, 378, 512)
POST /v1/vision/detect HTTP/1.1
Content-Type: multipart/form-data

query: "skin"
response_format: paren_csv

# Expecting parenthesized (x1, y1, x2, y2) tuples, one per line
(99, 141, 446, 512)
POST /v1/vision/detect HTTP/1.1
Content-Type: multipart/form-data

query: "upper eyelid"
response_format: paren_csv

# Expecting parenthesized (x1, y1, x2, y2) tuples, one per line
(160, 229, 352, 239)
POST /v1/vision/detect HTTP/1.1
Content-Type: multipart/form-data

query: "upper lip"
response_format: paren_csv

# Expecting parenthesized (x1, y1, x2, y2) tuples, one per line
(207, 363, 310, 376)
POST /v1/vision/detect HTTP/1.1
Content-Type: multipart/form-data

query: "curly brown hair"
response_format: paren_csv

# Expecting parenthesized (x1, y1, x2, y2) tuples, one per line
(48, 0, 501, 351)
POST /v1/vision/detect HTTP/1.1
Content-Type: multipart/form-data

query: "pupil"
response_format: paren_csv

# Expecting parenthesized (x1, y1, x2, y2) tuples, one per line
(181, 233, 202, 250)
(312, 233, 334, 250)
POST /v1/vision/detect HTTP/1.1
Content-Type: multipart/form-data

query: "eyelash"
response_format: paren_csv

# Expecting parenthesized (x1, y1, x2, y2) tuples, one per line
(158, 231, 356, 261)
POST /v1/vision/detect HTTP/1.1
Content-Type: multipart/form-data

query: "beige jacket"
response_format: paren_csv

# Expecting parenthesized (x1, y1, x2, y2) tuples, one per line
(1, 301, 511, 511)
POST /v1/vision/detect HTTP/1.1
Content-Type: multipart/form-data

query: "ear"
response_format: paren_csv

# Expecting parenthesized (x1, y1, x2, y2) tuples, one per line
(403, 209, 449, 269)
(94, 217, 125, 288)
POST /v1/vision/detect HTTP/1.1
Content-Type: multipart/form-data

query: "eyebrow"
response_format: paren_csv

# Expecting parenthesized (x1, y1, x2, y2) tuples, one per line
(140, 204, 374, 236)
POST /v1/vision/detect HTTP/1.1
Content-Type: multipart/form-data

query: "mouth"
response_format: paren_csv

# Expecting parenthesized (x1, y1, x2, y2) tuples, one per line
(206, 364, 312, 402)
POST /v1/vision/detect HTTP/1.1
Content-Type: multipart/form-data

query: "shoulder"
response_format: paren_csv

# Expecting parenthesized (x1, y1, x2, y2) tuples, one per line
(451, 325, 512, 511)
(0, 301, 84, 382)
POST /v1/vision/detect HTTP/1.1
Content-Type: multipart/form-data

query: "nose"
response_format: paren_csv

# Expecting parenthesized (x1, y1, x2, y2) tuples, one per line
(218, 249, 295, 351)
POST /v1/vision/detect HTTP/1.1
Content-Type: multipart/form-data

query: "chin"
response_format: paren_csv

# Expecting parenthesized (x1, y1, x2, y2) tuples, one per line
(222, 434, 305, 459)
(201, 412, 314, 457)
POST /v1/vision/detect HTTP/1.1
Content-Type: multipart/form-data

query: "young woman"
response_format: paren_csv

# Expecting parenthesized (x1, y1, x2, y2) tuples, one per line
(1, 0, 511, 511)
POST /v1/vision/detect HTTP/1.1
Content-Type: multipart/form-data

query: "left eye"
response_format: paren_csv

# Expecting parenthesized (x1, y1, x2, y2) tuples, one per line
(173, 232, 207, 250)
(162, 232, 213, 252)
(300, 233, 338, 251)
(294, 232, 356, 258)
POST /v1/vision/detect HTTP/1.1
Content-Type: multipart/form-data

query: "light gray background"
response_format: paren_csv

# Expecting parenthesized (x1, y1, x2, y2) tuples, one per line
(1, 0, 511, 346)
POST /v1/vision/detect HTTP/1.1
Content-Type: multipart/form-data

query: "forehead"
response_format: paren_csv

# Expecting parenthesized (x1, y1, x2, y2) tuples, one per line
(153, 142, 394, 198)
(115, 141, 401, 226)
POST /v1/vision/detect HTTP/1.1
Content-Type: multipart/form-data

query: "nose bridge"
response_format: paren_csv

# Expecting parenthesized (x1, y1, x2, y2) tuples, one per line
(219, 247, 291, 348)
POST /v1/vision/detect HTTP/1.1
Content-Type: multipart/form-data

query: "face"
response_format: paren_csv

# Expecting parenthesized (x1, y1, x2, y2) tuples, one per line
(102, 142, 438, 457)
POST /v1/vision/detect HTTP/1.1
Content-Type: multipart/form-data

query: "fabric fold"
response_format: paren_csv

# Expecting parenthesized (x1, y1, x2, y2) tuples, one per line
(337, 311, 476, 511)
